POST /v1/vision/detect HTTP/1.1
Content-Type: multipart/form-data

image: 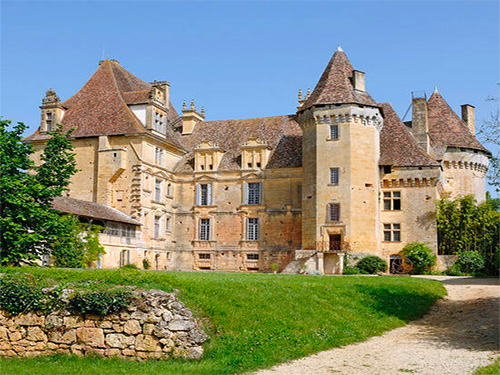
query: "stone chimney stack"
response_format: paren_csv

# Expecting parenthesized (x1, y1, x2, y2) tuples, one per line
(352, 70, 365, 92)
(461, 104, 475, 134)
(411, 94, 430, 153)
(181, 99, 205, 135)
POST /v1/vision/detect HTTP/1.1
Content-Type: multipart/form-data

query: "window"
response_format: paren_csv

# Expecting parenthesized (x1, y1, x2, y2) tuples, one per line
(120, 250, 130, 267)
(154, 179, 162, 202)
(199, 218, 211, 241)
(198, 253, 211, 260)
(246, 218, 260, 241)
(330, 168, 339, 184)
(383, 191, 401, 210)
(328, 203, 341, 222)
(330, 124, 339, 140)
(166, 183, 172, 196)
(383, 223, 401, 242)
(165, 216, 171, 232)
(154, 111, 166, 133)
(247, 253, 259, 260)
(245, 182, 262, 205)
(196, 183, 212, 206)
(154, 216, 161, 238)
(46, 112, 53, 132)
(383, 165, 392, 174)
(155, 147, 164, 166)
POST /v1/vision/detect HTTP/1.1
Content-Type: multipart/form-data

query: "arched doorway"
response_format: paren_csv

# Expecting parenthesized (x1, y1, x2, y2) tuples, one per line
(390, 254, 404, 274)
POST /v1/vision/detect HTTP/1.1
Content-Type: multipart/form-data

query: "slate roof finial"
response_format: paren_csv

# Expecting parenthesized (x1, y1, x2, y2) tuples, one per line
(337, 45, 343, 52)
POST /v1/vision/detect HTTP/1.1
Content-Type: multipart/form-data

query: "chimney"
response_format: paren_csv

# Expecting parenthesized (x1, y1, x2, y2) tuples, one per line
(181, 99, 205, 135)
(411, 94, 430, 153)
(352, 70, 365, 92)
(461, 104, 475, 134)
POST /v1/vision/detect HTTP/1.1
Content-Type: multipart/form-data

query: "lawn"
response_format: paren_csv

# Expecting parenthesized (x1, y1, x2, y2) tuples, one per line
(0, 267, 446, 375)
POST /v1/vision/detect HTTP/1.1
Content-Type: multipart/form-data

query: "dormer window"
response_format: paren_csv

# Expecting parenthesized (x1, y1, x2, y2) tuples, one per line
(241, 138, 271, 170)
(194, 141, 224, 172)
(154, 111, 166, 133)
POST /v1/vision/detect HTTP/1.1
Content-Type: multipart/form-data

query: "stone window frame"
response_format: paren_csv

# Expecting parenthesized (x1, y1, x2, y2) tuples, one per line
(329, 167, 340, 185)
(383, 191, 401, 211)
(165, 216, 172, 233)
(246, 253, 259, 261)
(196, 183, 212, 206)
(329, 124, 339, 140)
(198, 253, 211, 260)
(327, 203, 341, 222)
(245, 182, 262, 205)
(199, 218, 211, 241)
(383, 223, 401, 242)
(153, 215, 162, 238)
(154, 178, 163, 203)
(120, 249, 130, 267)
(246, 218, 260, 241)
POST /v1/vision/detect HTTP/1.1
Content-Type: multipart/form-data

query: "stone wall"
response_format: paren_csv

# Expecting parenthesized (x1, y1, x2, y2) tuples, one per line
(0, 289, 208, 360)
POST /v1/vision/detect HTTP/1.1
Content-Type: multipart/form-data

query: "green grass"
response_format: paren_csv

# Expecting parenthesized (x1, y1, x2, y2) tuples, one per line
(474, 358, 500, 375)
(0, 267, 446, 375)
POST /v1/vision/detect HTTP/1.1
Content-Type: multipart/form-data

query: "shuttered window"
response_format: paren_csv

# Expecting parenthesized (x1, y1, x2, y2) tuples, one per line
(196, 183, 212, 206)
(245, 182, 262, 205)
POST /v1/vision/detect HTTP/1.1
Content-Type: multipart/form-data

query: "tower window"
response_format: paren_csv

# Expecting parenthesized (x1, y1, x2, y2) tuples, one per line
(245, 182, 262, 205)
(328, 203, 341, 222)
(383, 223, 401, 242)
(154, 179, 162, 202)
(330, 124, 339, 140)
(246, 218, 260, 241)
(330, 168, 339, 184)
(199, 219, 211, 241)
(383, 191, 401, 210)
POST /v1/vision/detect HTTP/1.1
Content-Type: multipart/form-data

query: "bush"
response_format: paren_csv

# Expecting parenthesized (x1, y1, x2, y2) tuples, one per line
(402, 242, 437, 274)
(343, 266, 363, 275)
(456, 251, 485, 274)
(68, 289, 132, 315)
(357, 256, 387, 274)
(0, 275, 43, 315)
(121, 264, 139, 270)
(142, 259, 151, 270)
(445, 263, 463, 276)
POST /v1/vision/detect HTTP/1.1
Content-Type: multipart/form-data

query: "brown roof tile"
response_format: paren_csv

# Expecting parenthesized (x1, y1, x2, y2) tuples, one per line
(176, 115, 302, 172)
(52, 196, 140, 225)
(427, 92, 489, 156)
(379, 103, 439, 167)
(302, 49, 377, 110)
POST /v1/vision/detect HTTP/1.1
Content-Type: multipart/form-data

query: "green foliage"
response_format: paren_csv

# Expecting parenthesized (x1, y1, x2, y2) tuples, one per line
(0, 121, 78, 266)
(474, 358, 500, 375)
(445, 263, 463, 276)
(121, 264, 139, 270)
(402, 242, 437, 274)
(0, 267, 446, 375)
(68, 289, 132, 316)
(270, 263, 279, 272)
(0, 275, 43, 315)
(342, 266, 365, 275)
(142, 259, 151, 270)
(456, 251, 486, 274)
(357, 256, 387, 274)
(437, 195, 500, 275)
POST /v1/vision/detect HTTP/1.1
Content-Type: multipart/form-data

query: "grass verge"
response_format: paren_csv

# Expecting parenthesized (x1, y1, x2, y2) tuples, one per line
(474, 358, 500, 375)
(0, 267, 446, 375)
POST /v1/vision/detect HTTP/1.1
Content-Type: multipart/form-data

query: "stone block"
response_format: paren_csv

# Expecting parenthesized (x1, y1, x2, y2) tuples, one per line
(168, 319, 195, 331)
(64, 316, 84, 328)
(26, 327, 48, 342)
(135, 335, 160, 352)
(49, 329, 76, 344)
(143, 323, 154, 335)
(14, 312, 44, 326)
(76, 327, 105, 348)
(123, 320, 141, 335)
(105, 333, 134, 349)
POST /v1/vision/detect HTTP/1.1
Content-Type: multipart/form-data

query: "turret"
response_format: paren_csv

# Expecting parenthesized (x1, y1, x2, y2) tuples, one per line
(40, 89, 65, 133)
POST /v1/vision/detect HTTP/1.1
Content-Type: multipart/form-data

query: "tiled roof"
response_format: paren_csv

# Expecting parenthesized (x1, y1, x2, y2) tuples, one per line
(25, 60, 182, 147)
(176, 115, 303, 172)
(427, 92, 489, 156)
(301, 49, 378, 110)
(379, 103, 439, 167)
(52, 196, 140, 225)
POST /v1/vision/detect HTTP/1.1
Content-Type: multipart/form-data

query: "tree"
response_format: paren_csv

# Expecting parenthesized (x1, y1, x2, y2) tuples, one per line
(0, 120, 82, 265)
(437, 195, 500, 274)
(477, 91, 499, 193)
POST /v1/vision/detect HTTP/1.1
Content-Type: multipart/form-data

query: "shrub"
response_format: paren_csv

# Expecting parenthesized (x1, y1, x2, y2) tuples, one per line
(68, 289, 132, 315)
(357, 256, 387, 274)
(456, 251, 485, 274)
(402, 242, 437, 274)
(343, 266, 362, 275)
(0, 275, 43, 315)
(121, 264, 139, 270)
(142, 259, 151, 270)
(445, 263, 463, 276)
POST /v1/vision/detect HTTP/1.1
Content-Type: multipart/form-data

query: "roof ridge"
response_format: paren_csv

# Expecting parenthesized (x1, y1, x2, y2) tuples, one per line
(200, 114, 295, 124)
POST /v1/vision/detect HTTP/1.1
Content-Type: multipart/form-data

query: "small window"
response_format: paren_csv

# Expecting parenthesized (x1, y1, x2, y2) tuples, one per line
(383, 191, 401, 211)
(330, 124, 339, 140)
(166, 183, 172, 196)
(46, 112, 52, 119)
(246, 218, 260, 241)
(154, 216, 161, 238)
(199, 218, 211, 241)
(383, 223, 401, 242)
(198, 253, 211, 260)
(328, 203, 340, 222)
(154, 179, 162, 202)
(165, 216, 171, 232)
(383, 165, 392, 174)
(246, 182, 262, 205)
(120, 249, 130, 267)
(330, 168, 339, 184)
(256, 162, 261, 168)
(247, 253, 259, 260)
(46, 120, 52, 132)
(247, 163, 252, 169)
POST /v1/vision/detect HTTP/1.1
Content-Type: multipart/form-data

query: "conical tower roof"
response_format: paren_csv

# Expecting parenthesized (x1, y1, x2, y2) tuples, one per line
(301, 48, 377, 111)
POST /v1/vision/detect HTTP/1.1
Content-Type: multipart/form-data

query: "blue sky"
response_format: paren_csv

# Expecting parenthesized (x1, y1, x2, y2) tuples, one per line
(1, 1, 499, 193)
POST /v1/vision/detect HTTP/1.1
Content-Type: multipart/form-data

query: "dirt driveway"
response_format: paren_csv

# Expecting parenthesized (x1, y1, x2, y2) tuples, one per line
(255, 276, 499, 375)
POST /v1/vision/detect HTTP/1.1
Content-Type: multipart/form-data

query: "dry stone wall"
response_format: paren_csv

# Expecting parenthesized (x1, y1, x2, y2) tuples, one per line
(0, 289, 208, 360)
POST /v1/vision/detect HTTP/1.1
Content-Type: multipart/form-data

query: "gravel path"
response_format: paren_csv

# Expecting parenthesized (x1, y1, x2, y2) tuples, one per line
(255, 276, 499, 375)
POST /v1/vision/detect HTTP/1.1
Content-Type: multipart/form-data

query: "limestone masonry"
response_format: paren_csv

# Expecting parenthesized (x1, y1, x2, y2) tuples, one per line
(0, 288, 208, 359)
(25, 47, 491, 274)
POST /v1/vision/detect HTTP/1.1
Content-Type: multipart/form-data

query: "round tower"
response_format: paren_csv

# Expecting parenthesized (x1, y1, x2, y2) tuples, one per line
(297, 47, 383, 271)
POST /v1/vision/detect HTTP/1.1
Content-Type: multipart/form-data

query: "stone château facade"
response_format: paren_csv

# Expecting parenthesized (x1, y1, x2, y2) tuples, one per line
(25, 47, 491, 274)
